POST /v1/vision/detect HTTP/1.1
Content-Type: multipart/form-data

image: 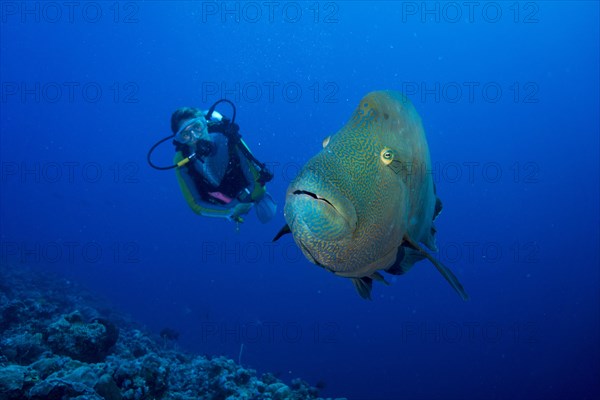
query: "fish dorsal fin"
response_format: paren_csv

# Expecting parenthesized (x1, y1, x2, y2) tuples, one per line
(402, 235, 469, 301)
(272, 224, 291, 242)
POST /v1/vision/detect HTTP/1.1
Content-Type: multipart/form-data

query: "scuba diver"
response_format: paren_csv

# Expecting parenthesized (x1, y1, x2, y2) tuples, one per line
(147, 99, 276, 224)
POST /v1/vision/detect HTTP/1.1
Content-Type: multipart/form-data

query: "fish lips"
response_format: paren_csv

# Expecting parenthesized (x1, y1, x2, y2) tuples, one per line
(285, 179, 358, 242)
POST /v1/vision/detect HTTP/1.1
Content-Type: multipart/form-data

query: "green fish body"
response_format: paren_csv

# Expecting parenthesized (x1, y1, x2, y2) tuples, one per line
(277, 90, 468, 300)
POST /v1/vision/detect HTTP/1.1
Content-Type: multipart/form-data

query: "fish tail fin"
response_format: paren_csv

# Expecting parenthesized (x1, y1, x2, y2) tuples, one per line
(403, 235, 469, 301)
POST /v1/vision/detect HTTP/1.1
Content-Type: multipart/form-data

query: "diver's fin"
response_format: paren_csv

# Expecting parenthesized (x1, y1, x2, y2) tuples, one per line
(272, 224, 291, 242)
(386, 246, 426, 275)
(351, 277, 373, 300)
(255, 192, 277, 223)
(402, 235, 469, 301)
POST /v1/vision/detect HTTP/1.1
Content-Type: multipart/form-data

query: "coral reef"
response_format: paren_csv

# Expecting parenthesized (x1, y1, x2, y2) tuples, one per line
(0, 265, 345, 400)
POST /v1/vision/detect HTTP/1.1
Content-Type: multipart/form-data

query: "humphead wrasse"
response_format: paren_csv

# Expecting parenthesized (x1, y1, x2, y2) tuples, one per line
(274, 90, 468, 301)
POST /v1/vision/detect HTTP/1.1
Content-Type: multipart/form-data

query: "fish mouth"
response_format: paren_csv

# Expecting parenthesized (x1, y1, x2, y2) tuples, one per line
(292, 190, 336, 209)
(285, 180, 358, 242)
(286, 186, 356, 268)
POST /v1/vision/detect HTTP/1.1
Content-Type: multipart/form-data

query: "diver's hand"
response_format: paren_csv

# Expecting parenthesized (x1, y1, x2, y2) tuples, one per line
(221, 117, 240, 140)
(195, 139, 215, 158)
(258, 168, 274, 185)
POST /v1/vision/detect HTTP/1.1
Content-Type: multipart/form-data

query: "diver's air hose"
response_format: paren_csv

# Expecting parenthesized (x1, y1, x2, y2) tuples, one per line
(147, 134, 177, 170)
(208, 100, 271, 183)
(206, 99, 236, 124)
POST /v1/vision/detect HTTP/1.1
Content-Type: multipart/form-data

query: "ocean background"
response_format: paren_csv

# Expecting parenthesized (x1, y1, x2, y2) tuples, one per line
(1, 1, 598, 399)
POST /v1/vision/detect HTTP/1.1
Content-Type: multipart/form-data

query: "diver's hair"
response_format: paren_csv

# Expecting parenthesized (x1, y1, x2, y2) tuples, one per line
(170, 107, 204, 134)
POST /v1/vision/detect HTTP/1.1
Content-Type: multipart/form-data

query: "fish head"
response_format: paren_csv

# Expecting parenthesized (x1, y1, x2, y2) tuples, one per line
(285, 91, 425, 274)
(284, 156, 359, 266)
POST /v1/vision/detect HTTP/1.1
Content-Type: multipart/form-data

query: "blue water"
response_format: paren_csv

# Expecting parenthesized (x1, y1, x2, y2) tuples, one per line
(1, 1, 598, 399)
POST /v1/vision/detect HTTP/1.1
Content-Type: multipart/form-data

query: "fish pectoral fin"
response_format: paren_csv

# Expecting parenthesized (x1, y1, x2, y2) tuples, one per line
(350, 273, 389, 299)
(404, 228, 437, 252)
(370, 272, 390, 286)
(431, 223, 437, 236)
(423, 231, 438, 252)
(272, 224, 291, 242)
(433, 195, 443, 221)
(351, 277, 374, 300)
(402, 239, 418, 251)
(386, 245, 426, 275)
(432, 183, 443, 220)
(403, 235, 469, 301)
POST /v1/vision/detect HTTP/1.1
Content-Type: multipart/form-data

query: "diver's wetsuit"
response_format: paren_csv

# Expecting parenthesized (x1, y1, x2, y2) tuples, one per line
(174, 120, 256, 206)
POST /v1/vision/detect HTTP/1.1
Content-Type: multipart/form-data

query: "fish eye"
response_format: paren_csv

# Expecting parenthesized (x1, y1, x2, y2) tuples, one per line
(380, 148, 394, 165)
(322, 136, 331, 148)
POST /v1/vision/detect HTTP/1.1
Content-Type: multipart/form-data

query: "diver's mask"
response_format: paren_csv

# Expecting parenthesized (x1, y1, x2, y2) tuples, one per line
(174, 117, 208, 145)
